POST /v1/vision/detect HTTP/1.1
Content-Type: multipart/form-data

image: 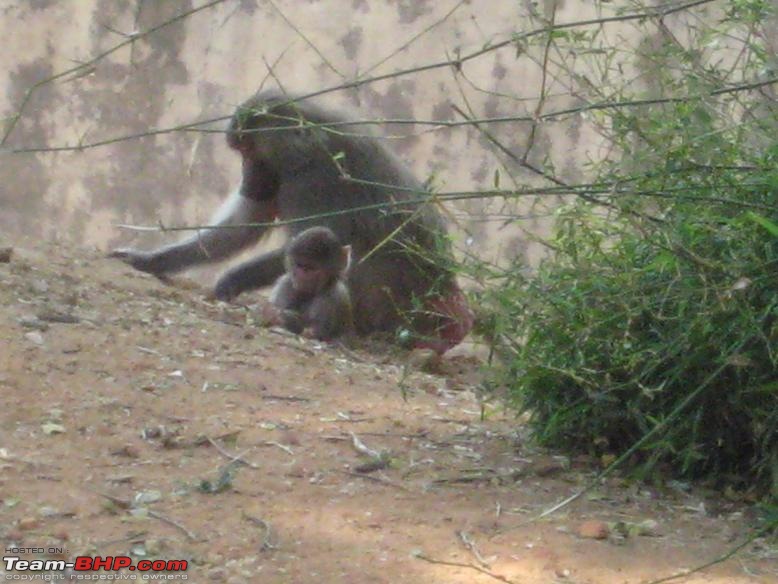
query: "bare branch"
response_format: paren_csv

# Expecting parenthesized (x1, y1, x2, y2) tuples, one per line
(265, 0, 344, 78)
(11, 75, 776, 154)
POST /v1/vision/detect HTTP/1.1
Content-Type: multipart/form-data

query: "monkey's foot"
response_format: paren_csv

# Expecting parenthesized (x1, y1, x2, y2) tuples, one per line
(418, 289, 475, 354)
(259, 303, 283, 326)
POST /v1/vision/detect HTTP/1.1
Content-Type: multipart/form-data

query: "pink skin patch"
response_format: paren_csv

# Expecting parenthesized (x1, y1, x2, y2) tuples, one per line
(415, 287, 475, 354)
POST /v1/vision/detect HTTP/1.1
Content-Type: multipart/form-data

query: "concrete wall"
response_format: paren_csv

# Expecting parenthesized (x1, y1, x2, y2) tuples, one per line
(0, 0, 718, 268)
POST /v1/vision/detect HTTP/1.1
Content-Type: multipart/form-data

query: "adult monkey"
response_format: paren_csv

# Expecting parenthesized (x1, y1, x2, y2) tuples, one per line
(111, 89, 473, 352)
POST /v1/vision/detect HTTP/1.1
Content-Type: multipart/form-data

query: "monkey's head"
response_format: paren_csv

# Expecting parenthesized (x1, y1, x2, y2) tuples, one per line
(286, 226, 351, 295)
(227, 90, 338, 171)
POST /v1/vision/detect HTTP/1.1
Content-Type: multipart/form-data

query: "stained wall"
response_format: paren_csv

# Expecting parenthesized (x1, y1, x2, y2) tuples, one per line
(0, 0, 713, 267)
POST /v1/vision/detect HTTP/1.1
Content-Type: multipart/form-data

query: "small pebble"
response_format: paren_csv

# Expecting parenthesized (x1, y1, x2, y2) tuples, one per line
(577, 520, 609, 540)
(24, 331, 45, 345)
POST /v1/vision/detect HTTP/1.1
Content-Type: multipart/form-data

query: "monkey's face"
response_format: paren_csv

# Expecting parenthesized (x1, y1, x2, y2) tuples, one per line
(227, 109, 286, 157)
(290, 260, 331, 295)
(285, 226, 347, 296)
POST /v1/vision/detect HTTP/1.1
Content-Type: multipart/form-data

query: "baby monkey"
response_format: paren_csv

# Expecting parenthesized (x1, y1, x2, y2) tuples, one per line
(263, 226, 353, 340)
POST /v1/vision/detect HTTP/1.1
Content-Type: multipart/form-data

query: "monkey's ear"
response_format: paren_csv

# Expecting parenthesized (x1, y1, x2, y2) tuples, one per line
(340, 245, 353, 274)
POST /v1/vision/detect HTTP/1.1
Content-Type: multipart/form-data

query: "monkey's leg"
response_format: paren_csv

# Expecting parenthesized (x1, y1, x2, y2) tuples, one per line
(214, 248, 286, 301)
(415, 287, 474, 353)
(110, 193, 271, 276)
(306, 284, 352, 340)
(279, 309, 305, 335)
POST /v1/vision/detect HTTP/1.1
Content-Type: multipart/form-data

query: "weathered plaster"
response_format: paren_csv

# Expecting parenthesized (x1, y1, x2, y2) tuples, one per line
(0, 0, 707, 268)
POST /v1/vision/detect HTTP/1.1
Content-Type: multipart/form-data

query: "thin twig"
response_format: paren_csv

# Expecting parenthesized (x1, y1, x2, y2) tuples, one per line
(451, 102, 704, 223)
(336, 470, 410, 491)
(457, 530, 491, 568)
(242, 512, 278, 551)
(644, 519, 778, 584)
(13, 75, 775, 154)
(523, 3, 556, 164)
(90, 490, 198, 541)
(94, 531, 148, 548)
(265, 441, 294, 456)
(147, 509, 198, 542)
(260, 394, 311, 402)
(273, 338, 317, 356)
(111, 177, 778, 236)
(266, 0, 343, 78)
(206, 436, 261, 469)
(360, 0, 469, 78)
(414, 552, 517, 584)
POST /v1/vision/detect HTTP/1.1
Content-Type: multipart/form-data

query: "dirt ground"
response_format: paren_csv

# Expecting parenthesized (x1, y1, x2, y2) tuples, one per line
(0, 239, 775, 584)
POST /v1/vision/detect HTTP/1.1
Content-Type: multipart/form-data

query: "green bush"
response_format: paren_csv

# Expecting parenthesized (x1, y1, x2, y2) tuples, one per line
(481, 3, 778, 498)
(489, 149, 777, 496)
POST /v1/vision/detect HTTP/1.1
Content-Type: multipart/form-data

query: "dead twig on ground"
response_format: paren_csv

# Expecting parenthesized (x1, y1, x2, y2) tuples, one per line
(260, 394, 311, 402)
(147, 509, 198, 542)
(413, 552, 516, 584)
(94, 531, 148, 548)
(644, 520, 778, 584)
(457, 530, 491, 568)
(90, 490, 197, 541)
(206, 436, 261, 469)
(242, 512, 278, 551)
(336, 470, 410, 492)
(264, 441, 294, 456)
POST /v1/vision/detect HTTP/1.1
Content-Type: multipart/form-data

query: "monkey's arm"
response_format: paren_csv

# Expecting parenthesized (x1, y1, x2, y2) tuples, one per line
(261, 274, 305, 332)
(109, 193, 272, 276)
(214, 247, 286, 301)
(306, 282, 353, 340)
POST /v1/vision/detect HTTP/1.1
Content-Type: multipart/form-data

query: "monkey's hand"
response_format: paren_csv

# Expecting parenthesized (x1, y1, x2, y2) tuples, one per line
(258, 304, 305, 334)
(108, 248, 168, 276)
(302, 326, 328, 341)
(213, 276, 243, 302)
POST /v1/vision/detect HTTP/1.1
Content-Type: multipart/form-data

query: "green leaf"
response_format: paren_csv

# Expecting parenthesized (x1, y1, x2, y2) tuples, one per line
(746, 212, 778, 237)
